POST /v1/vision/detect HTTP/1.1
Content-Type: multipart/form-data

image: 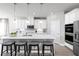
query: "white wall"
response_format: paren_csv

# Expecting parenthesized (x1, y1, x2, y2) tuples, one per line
(47, 12, 65, 45)
(0, 4, 15, 34)
(60, 12, 65, 45)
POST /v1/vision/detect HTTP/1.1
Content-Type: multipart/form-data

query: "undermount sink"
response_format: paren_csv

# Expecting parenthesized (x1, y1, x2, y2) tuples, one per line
(22, 35, 32, 36)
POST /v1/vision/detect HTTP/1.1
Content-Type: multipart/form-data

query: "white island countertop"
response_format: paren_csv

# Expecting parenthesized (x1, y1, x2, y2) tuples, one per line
(0, 34, 54, 43)
(0, 34, 55, 40)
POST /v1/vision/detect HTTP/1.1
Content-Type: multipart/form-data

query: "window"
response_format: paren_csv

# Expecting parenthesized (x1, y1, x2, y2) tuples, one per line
(0, 19, 8, 36)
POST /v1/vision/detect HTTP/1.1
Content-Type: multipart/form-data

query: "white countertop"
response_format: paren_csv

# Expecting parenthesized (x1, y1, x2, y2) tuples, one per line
(0, 34, 54, 40)
(0, 34, 55, 44)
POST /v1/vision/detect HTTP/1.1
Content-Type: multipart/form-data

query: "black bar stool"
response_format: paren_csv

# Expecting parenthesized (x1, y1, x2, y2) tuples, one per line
(42, 41, 54, 56)
(1, 41, 15, 56)
(14, 41, 28, 56)
(28, 43, 39, 56)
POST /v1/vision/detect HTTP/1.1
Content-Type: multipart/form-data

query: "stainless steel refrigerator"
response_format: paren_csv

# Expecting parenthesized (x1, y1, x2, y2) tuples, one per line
(73, 21, 79, 56)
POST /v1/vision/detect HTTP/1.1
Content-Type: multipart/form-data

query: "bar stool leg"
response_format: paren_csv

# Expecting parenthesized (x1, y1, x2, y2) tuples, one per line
(24, 45, 26, 56)
(1, 45, 3, 56)
(15, 45, 17, 56)
(18, 46, 20, 52)
(52, 45, 54, 56)
(49, 46, 51, 55)
(10, 45, 12, 56)
(42, 45, 44, 56)
(28, 46, 31, 56)
(14, 43, 15, 52)
(38, 45, 39, 56)
(50, 45, 54, 56)
(26, 44, 28, 55)
(6, 46, 8, 53)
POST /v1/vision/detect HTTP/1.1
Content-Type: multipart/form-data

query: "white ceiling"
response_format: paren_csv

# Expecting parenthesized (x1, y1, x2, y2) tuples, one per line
(8, 3, 79, 17)
(15, 3, 79, 12)
(0, 3, 79, 17)
(13, 3, 79, 17)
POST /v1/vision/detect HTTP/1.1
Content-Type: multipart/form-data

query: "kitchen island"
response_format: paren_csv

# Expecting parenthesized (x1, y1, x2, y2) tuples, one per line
(0, 34, 55, 56)
(0, 34, 54, 43)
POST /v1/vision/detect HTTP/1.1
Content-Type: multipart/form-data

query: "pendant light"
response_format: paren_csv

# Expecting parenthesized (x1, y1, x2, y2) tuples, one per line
(39, 3, 43, 23)
(26, 3, 30, 25)
(14, 3, 16, 21)
(40, 3, 43, 16)
(27, 3, 30, 18)
(13, 3, 17, 31)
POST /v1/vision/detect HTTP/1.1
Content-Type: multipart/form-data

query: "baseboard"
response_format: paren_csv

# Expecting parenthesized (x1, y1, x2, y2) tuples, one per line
(54, 42, 65, 46)
(65, 42, 73, 50)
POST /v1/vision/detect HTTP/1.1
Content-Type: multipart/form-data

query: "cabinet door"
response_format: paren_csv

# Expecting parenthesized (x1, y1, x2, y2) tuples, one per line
(73, 42, 79, 56)
(69, 12, 76, 23)
(34, 19, 47, 33)
(74, 21, 79, 33)
(75, 10, 79, 21)
(65, 8, 79, 24)
(34, 19, 46, 29)
(65, 13, 70, 24)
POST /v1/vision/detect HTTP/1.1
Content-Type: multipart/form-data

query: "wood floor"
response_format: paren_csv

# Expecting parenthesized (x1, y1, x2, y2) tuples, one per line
(1, 43, 75, 56)
(54, 43, 74, 56)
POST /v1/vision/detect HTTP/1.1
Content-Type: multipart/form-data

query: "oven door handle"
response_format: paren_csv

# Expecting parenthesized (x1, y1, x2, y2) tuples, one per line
(75, 34, 76, 39)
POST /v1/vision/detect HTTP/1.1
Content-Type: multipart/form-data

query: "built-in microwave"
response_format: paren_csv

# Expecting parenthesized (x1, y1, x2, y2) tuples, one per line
(65, 24, 73, 33)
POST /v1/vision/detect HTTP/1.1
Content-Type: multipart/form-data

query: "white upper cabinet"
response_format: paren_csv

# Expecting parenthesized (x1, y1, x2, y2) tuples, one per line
(34, 19, 46, 29)
(65, 8, 79, 24)
(74, 21, 79, 32)
(65, 13, 70, 24)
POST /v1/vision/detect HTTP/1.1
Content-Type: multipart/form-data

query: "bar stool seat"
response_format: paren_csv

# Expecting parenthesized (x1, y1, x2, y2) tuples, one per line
(2, 42, 14, 45)
(28, 43, 39, 56)
(1, 41, 15, 56)
(15, 42, 27, 56)
(15, 42, 26, 45)
(42, 41, 54, 56)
